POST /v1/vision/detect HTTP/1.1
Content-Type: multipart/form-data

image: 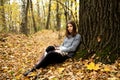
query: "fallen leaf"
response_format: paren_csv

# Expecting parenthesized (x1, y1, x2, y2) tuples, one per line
(57, 67, 65, 73)
(103, 65, 110, 72)
(27, 72, 37, 77)
(15, 74, 22, 79)
(86, 62, 100, 70)
(94, 64, 100, 70)
(86, 62, 95, 70)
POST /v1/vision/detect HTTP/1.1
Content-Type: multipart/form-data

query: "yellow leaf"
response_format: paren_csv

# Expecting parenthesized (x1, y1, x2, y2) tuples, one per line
(28, 72, 37, 77)
(51, 77, 58, 80)
(118, 63, 120, 67)
(15, 74, 22, 79)
(97, 36, 101, 42)
(86, 62, 100, 70)
(49, 76, 58, 80)
(86, 62, 95, 70)
(103, 65, 110, 72)
(57, 67, 65, 73)
(94, 64, 100, 70)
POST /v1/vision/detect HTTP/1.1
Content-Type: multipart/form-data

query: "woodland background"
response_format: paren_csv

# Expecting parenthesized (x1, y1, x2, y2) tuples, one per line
(0, 0, 120, 79)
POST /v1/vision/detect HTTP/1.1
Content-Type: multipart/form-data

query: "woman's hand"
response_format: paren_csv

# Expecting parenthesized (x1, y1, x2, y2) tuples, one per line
(54, 44, 60, 50)
(55, 46, 60, 50)
(55, 49, 61, 53)
(53, 44, 58, 47)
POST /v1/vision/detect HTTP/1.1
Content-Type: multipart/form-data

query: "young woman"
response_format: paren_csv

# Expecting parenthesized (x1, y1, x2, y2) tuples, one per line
(23, 20, 81, 76)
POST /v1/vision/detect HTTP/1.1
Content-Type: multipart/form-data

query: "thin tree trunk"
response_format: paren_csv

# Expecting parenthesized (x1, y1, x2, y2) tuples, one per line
(45, 0, 51, 29)
(20, 0, 29, 35)
(8, 0, 12, 32)
(0, 0, 6, 32)
(41, 0, 45, 28)
(36, 0, 41, 30)
(56, 1, 61, 31)
(29, 0, 37, 32)
(74, 0, 79, 27)
(56, 0, 61, 39)
(37, 0, 40, 17)
(56, 0, 76, 25)
(64, 1, 68, 23)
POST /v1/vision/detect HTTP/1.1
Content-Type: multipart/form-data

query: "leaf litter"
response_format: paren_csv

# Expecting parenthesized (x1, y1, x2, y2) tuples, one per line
(0, 30, 119, 80)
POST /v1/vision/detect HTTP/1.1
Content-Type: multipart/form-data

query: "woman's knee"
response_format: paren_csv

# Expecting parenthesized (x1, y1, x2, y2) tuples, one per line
(46, 46, 55, 52)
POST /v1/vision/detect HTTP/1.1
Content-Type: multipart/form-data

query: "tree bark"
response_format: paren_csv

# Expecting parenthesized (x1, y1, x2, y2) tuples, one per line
(8, 0, 12, 32)
(29, 0, 37, 32)
(20, 0, 29, 35)
(0, 0, 7, 32)
(36, 0, 41, 30)
(56, 0, 62, 39)
(56, 1, 61, 31)
(55, 0, 77, 25)
(78, 0, 120, 63)
(64, 1, 69, 23)
(41, 0, 46, 28)
(45, 0, 51, 29)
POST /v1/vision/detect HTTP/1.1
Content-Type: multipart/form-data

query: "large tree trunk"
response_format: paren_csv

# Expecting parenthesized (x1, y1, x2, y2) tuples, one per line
(78, 0, 120, 63)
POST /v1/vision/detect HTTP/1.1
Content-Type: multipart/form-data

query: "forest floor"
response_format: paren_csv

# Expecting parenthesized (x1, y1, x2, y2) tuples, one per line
(0, 30, 120, 80)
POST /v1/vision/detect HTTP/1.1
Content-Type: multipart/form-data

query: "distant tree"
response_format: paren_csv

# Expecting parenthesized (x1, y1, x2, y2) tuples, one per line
(36, 0, 41, 30)
(20, 0, 29, 35)
(56, 0, 78, 25)
(41, 0, 46, 28)
(0, 0, 6, 32)
(29, 0, 37, 32)
(45, 0, 51, 29)
(56, 0, 62, 39)
(64, 0, 69, 23)
(78, 0, 120, 63)
(56, 0, 61, 31)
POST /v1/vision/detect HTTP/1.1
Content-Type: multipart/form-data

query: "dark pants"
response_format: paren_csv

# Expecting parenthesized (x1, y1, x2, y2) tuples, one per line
(35, 46, 69, 69)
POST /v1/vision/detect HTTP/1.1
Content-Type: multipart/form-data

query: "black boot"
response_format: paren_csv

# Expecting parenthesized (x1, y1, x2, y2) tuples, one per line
(23, 67, 36, 76)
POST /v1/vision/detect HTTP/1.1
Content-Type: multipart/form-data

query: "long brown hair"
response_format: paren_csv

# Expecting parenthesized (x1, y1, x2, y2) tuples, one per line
(65, 20, 77, 37)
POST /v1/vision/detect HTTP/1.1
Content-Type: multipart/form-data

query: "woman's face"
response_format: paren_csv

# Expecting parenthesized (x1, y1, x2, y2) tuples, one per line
(67, 23, 73, 33)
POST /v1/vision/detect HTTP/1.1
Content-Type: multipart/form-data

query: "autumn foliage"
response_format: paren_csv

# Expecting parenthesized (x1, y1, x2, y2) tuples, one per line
(0, 30, 119, 80)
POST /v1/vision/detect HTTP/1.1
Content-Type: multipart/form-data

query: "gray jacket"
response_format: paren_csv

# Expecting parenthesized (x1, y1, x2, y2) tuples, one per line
(60, 33, 81, 53)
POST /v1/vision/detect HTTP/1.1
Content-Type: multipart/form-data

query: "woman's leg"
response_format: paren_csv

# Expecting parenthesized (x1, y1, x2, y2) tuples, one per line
(36, 46, 55, 64)
(45, 46, 55, 52)
(35, 51, 67, 69)
(23, 51, 69, 76)
(23, 46, 56, 76)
